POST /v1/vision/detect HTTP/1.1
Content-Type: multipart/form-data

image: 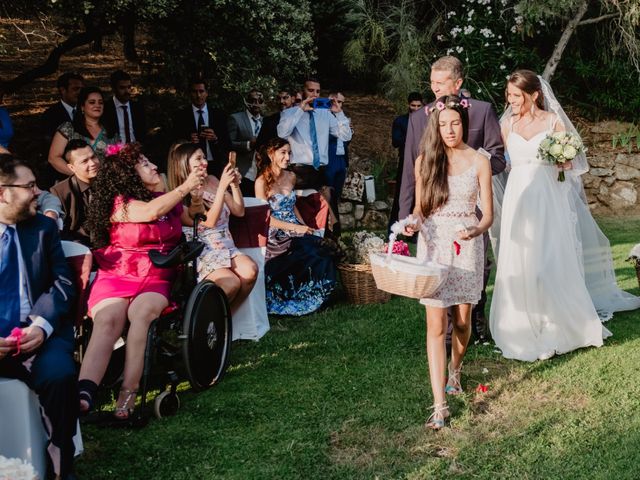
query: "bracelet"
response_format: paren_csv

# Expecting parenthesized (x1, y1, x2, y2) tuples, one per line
(176, 187, 187, 198)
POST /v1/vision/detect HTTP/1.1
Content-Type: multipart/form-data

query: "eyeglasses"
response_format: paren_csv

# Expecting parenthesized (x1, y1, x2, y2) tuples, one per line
(0, 182, 38, 191)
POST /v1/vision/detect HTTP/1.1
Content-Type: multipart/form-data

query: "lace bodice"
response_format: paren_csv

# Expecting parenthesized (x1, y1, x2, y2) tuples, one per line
(431, 164, 479, 217)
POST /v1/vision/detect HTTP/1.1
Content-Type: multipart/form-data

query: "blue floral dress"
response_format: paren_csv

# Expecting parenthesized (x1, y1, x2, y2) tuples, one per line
(265, 192, 338, 316)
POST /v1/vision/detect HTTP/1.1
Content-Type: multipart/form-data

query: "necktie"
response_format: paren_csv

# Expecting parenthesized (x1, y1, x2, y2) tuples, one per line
(121, 105, 132, 143)
(308, 111, 321, 170)
(197, 109, 207, 156)
(71, 107, 76, 120)
(253, 117, 262, 136)
(0, 227, 21, 337)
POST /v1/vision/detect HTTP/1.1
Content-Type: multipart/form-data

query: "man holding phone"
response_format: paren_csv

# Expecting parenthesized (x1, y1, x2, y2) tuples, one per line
(172, 79, 230, 177)
(277, 78, 352, 190)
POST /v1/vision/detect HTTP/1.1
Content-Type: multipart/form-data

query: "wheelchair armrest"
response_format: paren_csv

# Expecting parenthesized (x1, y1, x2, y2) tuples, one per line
(149, 241, 205, 269)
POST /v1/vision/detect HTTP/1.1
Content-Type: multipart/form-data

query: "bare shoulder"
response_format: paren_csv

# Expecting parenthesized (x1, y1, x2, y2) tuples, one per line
(473, 148, 492, 174)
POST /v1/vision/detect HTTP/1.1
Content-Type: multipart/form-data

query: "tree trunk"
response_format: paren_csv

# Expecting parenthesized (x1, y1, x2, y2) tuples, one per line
(122, 11, 139, 62)
(542, 0, 590, 81)
(0, 28, 114, 96)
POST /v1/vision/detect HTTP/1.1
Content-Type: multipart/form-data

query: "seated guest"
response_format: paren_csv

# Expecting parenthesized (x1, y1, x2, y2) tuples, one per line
(103, 70, 147, 145)
(0, 154, 78, 479)
(171, 79, 230, 177)
(227, 89, 264, 196)
(50, 139, 100, 246)
(48, 86, 116, 177)
(168, 143, 258, 312)
(255, 138, 339, 316)
(77, 143, 205, 419)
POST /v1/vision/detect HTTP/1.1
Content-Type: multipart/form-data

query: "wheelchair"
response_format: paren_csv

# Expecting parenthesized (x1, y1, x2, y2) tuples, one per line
(78, 214, 233, 425)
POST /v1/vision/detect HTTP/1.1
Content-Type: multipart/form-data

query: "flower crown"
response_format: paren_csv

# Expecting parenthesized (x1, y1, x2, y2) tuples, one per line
(430, 98, 470, 113)
(105, 143, 126, 156)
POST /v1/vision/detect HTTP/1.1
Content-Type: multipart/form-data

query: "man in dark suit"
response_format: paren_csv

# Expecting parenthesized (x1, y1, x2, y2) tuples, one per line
(50, 139, 99, 246)
(102, 70, 147, 145)
(255, 87, 295, 152)
(228, 89, 264, 196)
(398, 56, 506, 340)
(39, 72, 84, 188)
(388, 91, 423, 230)
(0, 154, 78, 479)
(172, 79, 230, 177)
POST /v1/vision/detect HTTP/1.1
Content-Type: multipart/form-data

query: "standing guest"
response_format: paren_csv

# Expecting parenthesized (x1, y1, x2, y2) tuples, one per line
(403, 96, 493, 430)
(77, 143, 205, 418)
(172, 79, 230, 178)
(398, 56, 505, 341)
(255, 87, 295, 152)
(277, 78, 352, 190)
(48, 86, 117, 177)
(168, 143, 258, 311)
(0, 100, 14, 149)
(326, 91, 351, 235)
(103, 70, 147, 145)
(293, 91, 303, 107)
(388, 92, 423, 229)
(228, 89, 264, 196)
(50, 139, 100, 246)
(255, 138, 339, 316)
(0, 154, 78, 479)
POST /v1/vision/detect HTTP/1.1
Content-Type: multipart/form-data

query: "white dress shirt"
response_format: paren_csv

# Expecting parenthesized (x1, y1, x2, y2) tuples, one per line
(192, 104, 213, 161)
(60, 100, 75, 121)
(0, 223, 53, 338)
(113, 97, 136, 142)
(277, 106, 352, 166)
(245, 110, 263, 149)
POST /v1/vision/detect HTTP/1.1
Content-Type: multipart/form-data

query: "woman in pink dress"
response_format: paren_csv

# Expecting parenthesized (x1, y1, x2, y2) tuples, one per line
(167, 143, 257, 312)
(78, 143, 205, 419)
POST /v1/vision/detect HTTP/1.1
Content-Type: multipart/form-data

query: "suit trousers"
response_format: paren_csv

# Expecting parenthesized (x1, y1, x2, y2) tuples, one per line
(290, 164, 326, 190)
(0, 334, 78, 478)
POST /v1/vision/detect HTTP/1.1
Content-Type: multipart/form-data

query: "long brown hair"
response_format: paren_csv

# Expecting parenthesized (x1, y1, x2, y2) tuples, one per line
(256, 137, 290, 194)
(505, 69, 545, 111)
(418, 95, 469, 217)
(167, 142, 200, 205)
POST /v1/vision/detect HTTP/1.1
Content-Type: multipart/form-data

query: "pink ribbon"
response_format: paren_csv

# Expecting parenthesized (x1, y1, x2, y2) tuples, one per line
(7, 327, 23, 356)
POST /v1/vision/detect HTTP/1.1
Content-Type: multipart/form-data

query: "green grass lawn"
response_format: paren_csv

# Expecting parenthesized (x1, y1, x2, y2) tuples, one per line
(77, 217, 640, 480)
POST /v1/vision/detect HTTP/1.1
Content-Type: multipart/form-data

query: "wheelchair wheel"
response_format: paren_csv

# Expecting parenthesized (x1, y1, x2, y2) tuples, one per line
(154, 390, 180, 418)
(182, 280, 232, 391)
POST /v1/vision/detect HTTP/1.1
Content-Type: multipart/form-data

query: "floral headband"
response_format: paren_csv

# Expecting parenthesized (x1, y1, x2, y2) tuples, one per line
(430, 98, 470, 113)
(105, 143, 126, 156)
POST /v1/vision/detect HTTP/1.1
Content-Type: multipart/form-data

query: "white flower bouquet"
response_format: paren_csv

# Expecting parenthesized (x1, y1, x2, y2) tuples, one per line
(537, 131, 585, 181)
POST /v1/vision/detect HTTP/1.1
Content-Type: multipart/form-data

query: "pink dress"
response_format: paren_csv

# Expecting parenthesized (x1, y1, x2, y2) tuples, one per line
(87, 194, 183, 312)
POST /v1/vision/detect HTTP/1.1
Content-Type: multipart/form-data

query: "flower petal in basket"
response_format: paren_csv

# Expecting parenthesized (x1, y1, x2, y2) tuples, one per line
(369, 251, 448, 299)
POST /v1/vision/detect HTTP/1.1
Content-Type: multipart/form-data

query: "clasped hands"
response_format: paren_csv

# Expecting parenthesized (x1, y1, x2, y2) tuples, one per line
(190, 128, 217, 143)
(0, 326, 45, 359)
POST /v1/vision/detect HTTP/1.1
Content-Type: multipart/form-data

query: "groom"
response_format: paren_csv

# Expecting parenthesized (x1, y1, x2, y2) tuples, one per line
(398, 55, 506, 340)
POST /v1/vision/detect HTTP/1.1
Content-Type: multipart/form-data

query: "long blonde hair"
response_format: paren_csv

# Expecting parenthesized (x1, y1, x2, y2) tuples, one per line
(418, 95, 469, 217)
(167, 142, 201, 204)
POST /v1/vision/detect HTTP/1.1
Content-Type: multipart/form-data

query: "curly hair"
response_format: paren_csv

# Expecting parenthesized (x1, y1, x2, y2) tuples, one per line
(86, 142, 154, 248)
(256, 137, 290, 194)
(417, 95, 469, 217)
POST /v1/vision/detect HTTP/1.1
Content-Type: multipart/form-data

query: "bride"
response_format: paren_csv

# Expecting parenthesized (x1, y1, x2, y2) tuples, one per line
(489, 70, 626, 361)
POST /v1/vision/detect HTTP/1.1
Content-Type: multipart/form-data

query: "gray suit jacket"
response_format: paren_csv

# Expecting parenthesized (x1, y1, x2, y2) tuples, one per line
(398, 98, 506, 219)
(228, 110, 259, 176)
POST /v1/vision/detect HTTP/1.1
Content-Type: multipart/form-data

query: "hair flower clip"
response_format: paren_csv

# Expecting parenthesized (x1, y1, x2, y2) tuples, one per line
(460, 98, 469, 109)
(435, 101, 446, 111)
(106, 143, 125, 156)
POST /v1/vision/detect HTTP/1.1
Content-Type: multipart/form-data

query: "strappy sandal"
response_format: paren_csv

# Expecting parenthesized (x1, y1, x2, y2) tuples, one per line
(78, 379, 98, 415)
(114, 388, 138, 420)
(445, 361, 463, 395)
(425, 402, 450, 430)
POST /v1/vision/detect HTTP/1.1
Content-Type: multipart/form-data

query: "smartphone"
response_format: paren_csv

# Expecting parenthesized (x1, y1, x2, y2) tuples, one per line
(198, 123, 208, 134)
(228, 151, 237, 169)
(312, 97, 332, 109)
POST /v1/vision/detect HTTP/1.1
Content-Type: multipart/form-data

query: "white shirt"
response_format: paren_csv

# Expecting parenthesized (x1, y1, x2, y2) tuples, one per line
(277, 107, 352, 166)
(113, 97, 136, 142)
(192, 104, 213, 160)
(61, 100, 75, 121)
(0, 223, 53, 338)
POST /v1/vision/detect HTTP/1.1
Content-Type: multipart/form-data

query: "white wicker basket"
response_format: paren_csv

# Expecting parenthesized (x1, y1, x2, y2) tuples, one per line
(369, 218, 448, 299)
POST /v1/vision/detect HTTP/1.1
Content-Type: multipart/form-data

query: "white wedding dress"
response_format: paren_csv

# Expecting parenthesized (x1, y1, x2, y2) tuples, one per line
(489, 117, 612, 361)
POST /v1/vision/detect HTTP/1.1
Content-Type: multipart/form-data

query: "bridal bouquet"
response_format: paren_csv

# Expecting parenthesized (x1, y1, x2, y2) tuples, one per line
(537, 132, 585, 182)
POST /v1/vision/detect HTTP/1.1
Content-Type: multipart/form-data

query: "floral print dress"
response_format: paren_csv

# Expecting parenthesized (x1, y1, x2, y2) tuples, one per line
(265, 192, 338, 316)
